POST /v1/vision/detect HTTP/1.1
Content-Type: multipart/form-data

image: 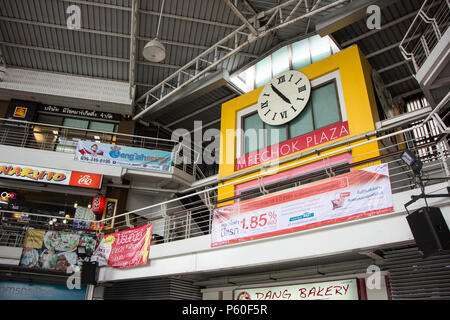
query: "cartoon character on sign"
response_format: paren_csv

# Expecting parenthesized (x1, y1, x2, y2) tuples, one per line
(78, 143, 104, 156)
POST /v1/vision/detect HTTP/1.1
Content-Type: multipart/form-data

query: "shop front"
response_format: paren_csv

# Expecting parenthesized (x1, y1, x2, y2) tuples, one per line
(0, 161, 104, 229)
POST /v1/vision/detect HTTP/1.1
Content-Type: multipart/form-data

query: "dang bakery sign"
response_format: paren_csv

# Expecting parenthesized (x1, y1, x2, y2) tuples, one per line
(0, 162, 102, 189)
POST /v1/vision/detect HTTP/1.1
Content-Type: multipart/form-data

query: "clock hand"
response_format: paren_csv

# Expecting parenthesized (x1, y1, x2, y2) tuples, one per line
(270, 84, 291, 104)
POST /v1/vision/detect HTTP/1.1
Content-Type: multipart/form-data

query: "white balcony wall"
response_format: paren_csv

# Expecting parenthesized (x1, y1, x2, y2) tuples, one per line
(98, 182, 450, 283)
(0, 144, 123, 180)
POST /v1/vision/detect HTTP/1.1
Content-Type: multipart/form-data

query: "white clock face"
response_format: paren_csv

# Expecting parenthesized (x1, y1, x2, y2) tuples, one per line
(257, 70, 311, 126)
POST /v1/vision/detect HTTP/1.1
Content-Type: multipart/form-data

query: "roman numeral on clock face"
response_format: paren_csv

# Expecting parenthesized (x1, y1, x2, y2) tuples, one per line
(280, 110, 288, 119)
(261, 101, 269, 109)
(298, 85, 306, 93)
(277, 75, 285, 84)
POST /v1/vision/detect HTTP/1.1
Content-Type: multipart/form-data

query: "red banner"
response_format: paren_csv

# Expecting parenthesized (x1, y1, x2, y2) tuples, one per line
(91, 224, 153, 268)
(212, 163, 394, 247)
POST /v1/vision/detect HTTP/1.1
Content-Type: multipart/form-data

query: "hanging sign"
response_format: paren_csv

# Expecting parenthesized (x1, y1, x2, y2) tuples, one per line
(211, 163, 394, 247)
(91, 224, 153, 268)
(92, 195, 106, 214)
(234, 279, 360, 300)
(75, 140, 173, 173)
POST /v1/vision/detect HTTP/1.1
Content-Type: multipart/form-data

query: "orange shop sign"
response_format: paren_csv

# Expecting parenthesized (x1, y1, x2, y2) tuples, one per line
(0, 163, 102, 189)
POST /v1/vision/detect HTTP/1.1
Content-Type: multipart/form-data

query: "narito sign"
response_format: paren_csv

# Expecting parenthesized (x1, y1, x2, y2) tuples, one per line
(234, 279, 360, 300)
(0, 163, 102, 189)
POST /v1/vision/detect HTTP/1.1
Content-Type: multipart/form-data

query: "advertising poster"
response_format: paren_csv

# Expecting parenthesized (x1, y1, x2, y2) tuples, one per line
(91, 224, 153, 268)
(74, 140, 173, 173)
(19, 230, 97, 272)
(211, 163, 393, 247)
(234, 279, 359, 300)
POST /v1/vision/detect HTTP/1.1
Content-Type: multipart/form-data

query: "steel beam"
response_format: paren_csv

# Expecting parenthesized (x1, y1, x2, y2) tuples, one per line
(224, 0, 258, 35)
(133, 0, 350, 121)
(129, 0, 139, 100)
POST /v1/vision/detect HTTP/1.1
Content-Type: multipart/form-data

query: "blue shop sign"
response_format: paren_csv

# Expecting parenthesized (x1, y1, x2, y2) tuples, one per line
(0, 281, 87, 300)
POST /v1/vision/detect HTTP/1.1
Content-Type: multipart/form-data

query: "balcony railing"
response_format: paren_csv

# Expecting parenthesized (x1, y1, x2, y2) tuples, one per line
(399, 0, 450, 73)
(0, 117, 205, 179)
(1, 97, 449, 249)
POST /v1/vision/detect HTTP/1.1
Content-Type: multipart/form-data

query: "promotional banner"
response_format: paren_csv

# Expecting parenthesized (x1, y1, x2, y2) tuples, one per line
(0, 163, 102, 189)
(91, 224, 153, 268)
(20, 230, 97, 272)
(211, 163, 393, 247)
(75, 140, 173, 173)
(234, 279, 359, 300)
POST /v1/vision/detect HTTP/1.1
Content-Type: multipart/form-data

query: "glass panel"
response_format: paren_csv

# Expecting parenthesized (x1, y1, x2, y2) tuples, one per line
(89, 121, 115, 133)
(255, 56, 271, 88)
(265, 123, 287, 147)
(311, 82, 340, 129)
(32, 125, 58, 151)
(243, 112, 264, 154)
(272, 46, 290, 77)
(63, 118, 89, 129)
(289, 102, 313, 138)
(291, 39, 311, 70)
(36, 114, 64, 126)
(309, 35, 332, 63)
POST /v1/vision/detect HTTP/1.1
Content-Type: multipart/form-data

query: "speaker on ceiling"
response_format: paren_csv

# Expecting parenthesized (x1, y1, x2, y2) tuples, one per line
(406, 206, 450, 258)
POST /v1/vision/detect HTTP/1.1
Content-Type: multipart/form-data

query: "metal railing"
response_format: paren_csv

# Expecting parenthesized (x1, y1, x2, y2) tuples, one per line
(0, 117, 204, 179)
(399, 0, 450, 73)
(1, 102, 449, 248)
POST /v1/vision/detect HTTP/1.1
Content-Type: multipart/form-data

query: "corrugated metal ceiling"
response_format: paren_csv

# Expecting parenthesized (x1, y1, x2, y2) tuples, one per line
(331, 0, 425, 101)
(0, 0, 428, 132)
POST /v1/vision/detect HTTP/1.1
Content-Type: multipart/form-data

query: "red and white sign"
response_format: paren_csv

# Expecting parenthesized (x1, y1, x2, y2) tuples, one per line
(236, 121, 350, 171)
(0, 162, 102, 189)
(234, 279, 360, 300)
(211, 163, 393, 247)
(91, 224, 153, 268)
(91, 194, 106, 214)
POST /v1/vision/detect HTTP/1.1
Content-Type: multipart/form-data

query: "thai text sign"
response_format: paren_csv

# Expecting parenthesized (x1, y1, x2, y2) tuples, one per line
(234, 279, 359, 300)
(91, 224, 153, 268)
(211, 163, 393, 247)
(75, 140, 172, 173)
(0, 162, 102, 189)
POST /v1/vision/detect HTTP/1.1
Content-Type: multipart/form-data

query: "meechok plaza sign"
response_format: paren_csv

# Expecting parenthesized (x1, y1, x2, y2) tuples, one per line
(0, 162, 102, 189)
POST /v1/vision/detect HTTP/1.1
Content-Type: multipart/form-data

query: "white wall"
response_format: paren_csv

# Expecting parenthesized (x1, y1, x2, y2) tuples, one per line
(0, 246, 23, 266)
(0, 145, 123, 179)
(97, 182, 450, 283)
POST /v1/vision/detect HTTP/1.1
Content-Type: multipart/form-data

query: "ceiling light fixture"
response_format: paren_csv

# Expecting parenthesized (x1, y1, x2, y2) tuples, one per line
(143, 0, 166, 62)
